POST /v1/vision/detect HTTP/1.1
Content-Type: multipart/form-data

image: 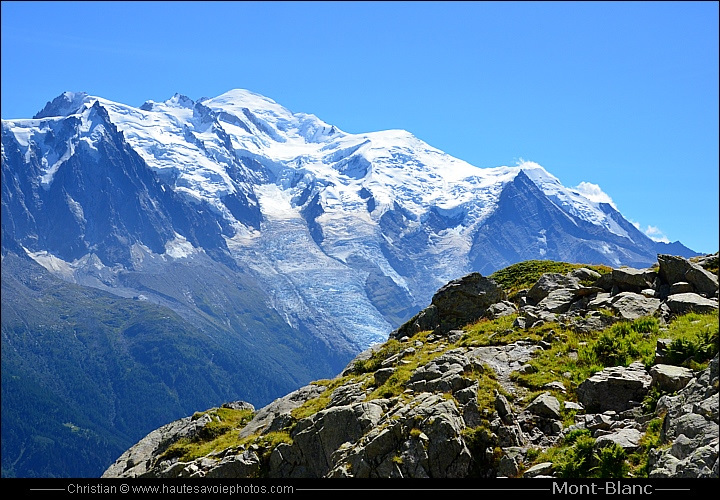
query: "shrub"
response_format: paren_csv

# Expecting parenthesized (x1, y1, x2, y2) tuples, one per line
(664, 326, 718, 366)
(557, 434, 596, 477)
(596, 443, 629, 478)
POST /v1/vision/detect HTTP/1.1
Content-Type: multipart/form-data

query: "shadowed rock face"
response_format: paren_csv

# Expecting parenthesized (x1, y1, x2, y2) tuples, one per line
(390, 273, 505, 339)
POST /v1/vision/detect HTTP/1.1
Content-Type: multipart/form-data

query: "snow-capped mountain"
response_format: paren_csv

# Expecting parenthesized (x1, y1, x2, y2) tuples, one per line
(3, 89, 698, 349)
(1, 89, 699, 478)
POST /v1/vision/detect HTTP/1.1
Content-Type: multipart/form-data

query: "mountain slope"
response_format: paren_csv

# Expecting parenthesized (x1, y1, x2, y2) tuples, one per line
(102, 254, 719, 480)
(1, 88, 701, 478)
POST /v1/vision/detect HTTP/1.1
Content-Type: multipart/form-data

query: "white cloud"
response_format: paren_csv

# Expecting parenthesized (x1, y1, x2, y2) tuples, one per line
(644, 225, 670, 243)
(574, 181, 617, 209)
(629, 220, 671, 243)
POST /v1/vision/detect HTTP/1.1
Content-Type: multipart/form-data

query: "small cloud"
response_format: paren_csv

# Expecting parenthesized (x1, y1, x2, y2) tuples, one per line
(644, 225, 670, 243)
(630, 220, 671, 243)
(574, 181, 617, 209)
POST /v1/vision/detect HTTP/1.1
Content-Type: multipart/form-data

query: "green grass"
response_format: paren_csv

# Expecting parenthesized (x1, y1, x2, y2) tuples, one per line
(489, 260, 612, 298)
(290, 376, 369, 420)
(159, 407, 255, 462)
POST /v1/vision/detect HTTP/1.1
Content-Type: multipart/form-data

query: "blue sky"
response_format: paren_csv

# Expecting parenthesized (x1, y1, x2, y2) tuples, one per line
(2, 1, 718, 254)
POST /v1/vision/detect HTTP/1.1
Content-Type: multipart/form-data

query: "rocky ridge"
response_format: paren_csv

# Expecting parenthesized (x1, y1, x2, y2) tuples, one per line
(103, 253, 718, 479)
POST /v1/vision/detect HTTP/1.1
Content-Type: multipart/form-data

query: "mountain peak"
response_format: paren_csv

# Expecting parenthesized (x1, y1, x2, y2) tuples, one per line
(34, 91, 92, 119)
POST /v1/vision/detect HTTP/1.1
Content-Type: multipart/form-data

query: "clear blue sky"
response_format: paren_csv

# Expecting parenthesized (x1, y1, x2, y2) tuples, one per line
(2, 1, 718, 254)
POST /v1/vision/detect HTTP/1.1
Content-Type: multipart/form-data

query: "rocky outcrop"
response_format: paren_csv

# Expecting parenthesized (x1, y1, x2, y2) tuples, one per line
(103, 254, 718, 480)
(391, 273, 505, 338)
(102, 401, 255, 478)
(647, 355, 719, 478)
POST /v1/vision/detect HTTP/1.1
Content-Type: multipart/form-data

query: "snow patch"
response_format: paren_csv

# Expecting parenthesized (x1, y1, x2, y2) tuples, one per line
(164, 233, 198, 259)
(24, 248, 75, 280)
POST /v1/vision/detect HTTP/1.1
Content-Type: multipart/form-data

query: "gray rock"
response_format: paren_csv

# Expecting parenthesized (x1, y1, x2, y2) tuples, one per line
(391, 273, 506, 338)
(587, 292, 613, 310)
(543, 381, 567, 393)
(595, 428, 643, 452)
(536, 288, 577, 314)
(239, 383, 326, 439)
(391, 304, 440, 339)
(527, 273, 580, 305)
(221, 401, 255, 411)
(650, 364, 694, 393)
(407, 349, 474, 394)
(611, 267, 657, 293)
(341, 343, 385, 376)
(526, 392, 561, 420)
(523, 461, 554, 478)
(494, 391, 515, 423)
(570, 268, 602, 282)
(647, 355, 719, 478)
(609, 292, 661, 320)
(101, 407, 226, 478)
(658, 254, 719, 297)
(327, 382, 366, 408)
(326, 393, 472, 478)
(205, 450, 261, 478)
(564, 401, 584, 411)
(486, 300, 517, 319)
(577, 362, 652, 413)
(584, 413, 615, 433)
(374, 368, 396, 387)
(669, 282, 695, 295)
(665, 293, 718, 315)
(277, 400, 387, 478)
(430, 273, 506, 332)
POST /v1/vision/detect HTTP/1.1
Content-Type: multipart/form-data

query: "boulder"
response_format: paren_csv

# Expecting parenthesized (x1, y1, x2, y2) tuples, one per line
(669, 282, 695, 295)
(647, 355, 719, 479)
(536, 289, 577, 314)
(391, 304, 440, 339)
(239, 384, 326, 439)
(570, 268, 602, 282)
(665, 293, 719, 315)
(577, 362, 652, 413)
(374, 368, 395, 387)
(523, 461, 554, 478)
(204, 450, 261, 478)
(595, 428, 643, 452)
(430, 273, 506, 332)
(391, 273, 506, 338)
(525, 392, 561, 420)
(527, 273, 580, 304)
(280, 400, 387, 477)
(609, 292, 661, 320)
(325, 393, 472, 478)
(407, 350, 474, 394)
(221, 401, 255, 411)
(611, 267, 657, 293)
(658, 254, 719, 297)
(486, 300, 517, 319)
(650, 364, 695, 393)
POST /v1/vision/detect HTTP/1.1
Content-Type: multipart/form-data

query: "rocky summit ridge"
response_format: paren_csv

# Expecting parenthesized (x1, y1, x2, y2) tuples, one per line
(103, 253, 719, 479)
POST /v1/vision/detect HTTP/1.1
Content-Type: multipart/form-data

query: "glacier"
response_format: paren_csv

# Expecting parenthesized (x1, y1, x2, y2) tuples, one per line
(2, 88, 697, 352)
